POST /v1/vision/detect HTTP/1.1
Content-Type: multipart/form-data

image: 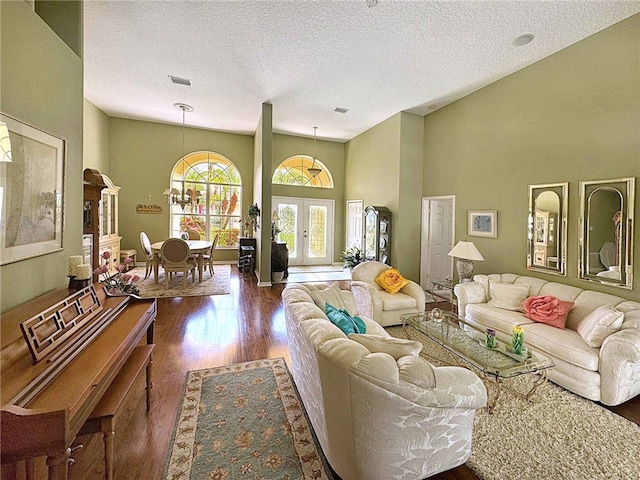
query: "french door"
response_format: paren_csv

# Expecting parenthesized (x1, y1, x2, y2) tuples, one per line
(272, 196, 334, 266)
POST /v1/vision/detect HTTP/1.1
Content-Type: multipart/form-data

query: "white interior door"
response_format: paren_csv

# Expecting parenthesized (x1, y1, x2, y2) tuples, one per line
(420, 196, 455, 288)
(346, 200, 363, 249)
(273, 196, 334, 266)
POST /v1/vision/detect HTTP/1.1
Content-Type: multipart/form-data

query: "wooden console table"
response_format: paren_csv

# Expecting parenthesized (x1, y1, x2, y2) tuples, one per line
(0, 285, 157, 480)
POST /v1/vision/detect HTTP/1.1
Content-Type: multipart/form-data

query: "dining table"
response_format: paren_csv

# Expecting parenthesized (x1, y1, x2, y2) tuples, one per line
(151, 239, 212, 284)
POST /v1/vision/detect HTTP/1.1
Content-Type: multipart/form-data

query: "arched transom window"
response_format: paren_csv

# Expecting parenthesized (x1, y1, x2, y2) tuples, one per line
(169, 151, 242, 248)
(272, 155, 334, 188)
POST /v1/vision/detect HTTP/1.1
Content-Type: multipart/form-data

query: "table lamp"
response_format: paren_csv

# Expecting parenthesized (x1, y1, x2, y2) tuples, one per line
(448, 241, 485, 282)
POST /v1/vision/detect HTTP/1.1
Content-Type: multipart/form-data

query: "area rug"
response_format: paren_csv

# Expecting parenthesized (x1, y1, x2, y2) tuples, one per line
(387, 326, 640, 480)
(164, 357, 335, 480)
(126, 264, 230, 298)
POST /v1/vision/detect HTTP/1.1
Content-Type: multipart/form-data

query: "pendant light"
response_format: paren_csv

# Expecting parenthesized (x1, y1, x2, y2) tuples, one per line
(307, 126, 322, 178)
(163, 103, 201, 210)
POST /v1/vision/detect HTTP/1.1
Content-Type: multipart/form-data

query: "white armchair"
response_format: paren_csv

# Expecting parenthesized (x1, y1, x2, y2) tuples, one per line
(351, 261, 426, 326)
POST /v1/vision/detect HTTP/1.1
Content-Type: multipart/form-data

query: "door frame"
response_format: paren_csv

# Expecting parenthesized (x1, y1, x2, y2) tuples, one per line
(272, 196, 335, 266)
(345, 199, 363, 250)
(420, 195, 456, 288)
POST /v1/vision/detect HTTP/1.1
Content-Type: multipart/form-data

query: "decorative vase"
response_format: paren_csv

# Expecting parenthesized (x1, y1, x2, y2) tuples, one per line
(272, 271, 284, 283)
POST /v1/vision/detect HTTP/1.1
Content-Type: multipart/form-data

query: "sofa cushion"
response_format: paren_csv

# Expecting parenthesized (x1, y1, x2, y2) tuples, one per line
(487, 282, 529, 311)
(567, 290, 626, 330)
(521, 323, 599, 371)
(375, 268, 409, 294)
(465, 304, 534, 335)
(348, 334, 423, 360)
(523, 296, 574, 329)
(325, 303, 366, 335)
(378, 290, 418, 311)
(576, 305, 624, 347)
(309, 282, 351, 314)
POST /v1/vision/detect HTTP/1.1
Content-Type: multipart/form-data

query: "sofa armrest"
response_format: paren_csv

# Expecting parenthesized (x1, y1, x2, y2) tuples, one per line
(599, 328, 640, 406)
(400, 281, 426, 309)
(351, 281, 383, 323)
(453, 281, 487, 318)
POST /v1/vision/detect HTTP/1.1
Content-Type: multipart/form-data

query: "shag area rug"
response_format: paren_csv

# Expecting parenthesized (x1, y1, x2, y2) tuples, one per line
(127, 264, 230, 298)
(387, 326, 640, 480)
(164, 358, 335, 480)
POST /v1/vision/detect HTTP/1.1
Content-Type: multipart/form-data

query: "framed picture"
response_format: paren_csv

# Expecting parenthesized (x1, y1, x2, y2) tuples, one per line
(1, 112, 65, 265)
(468, 210, 497, 238)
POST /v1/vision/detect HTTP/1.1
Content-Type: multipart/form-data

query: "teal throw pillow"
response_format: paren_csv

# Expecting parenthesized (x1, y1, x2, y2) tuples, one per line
(325, 303, 366, 335)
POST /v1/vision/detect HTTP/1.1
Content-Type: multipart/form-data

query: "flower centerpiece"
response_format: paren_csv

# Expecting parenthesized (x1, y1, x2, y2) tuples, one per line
(93, 251, 141, 296)
(512, 325, 524, 355)
(485, 328, 497, 348)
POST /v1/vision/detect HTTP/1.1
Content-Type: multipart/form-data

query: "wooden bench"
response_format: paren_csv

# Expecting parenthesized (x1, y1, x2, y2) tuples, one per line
(78, 344, 154, 480)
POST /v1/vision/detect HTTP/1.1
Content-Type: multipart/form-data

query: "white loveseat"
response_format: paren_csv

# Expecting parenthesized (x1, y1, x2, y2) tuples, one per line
(282, 283, 487, 480)
(455, 274, 640, 406)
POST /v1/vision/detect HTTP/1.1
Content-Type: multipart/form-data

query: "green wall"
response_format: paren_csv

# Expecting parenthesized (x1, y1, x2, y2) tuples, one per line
(422, 14, 640, 301)
(272, 132, 346, 262)
(108, 118, 255, 263)
(344, 112, 425, 281)
(83, 99, 110, 174)
(0, 1, 84, 312)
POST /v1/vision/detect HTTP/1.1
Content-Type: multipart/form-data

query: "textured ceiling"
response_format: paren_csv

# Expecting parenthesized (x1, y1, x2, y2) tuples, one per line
(83, 1, 640, 142)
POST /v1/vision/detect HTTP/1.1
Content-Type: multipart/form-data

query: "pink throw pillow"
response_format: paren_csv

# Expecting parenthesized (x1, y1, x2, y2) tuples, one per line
(523, 295, 575, 329)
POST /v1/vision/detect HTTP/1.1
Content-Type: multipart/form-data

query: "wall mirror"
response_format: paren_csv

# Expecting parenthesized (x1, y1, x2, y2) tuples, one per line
(527, 183, 568, 276)
(579, 177, 635, 289)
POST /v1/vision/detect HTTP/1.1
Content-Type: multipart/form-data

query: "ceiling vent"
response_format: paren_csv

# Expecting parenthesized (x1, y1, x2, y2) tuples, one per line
(168, 75, 192, 86)
(334, 107, 349, 114)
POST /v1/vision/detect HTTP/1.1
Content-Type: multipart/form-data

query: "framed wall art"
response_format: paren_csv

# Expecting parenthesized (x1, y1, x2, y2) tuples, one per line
(0, 112, 65, 265)
(468, 210, 497, 238)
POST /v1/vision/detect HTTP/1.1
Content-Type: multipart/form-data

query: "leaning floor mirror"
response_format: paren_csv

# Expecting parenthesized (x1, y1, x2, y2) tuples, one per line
(527, 183, 568, 276)
(579, 177, 635, 289)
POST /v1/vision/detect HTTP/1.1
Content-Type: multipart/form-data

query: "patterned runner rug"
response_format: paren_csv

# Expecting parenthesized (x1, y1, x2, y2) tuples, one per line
(126, 264, 230, 298)
(387, 326, 640, 480)
(164, 358, 335, 480)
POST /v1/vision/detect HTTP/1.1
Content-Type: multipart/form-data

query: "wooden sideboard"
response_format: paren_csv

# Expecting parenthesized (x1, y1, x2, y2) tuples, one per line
(0, 286, 156, 480)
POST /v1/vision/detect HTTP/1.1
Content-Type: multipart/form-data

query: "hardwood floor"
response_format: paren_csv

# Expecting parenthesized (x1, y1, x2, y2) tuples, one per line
(65, 267, 639, 480)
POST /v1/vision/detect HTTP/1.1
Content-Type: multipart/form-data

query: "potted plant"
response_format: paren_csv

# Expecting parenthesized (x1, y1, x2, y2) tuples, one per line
(341, 246, 364, 269)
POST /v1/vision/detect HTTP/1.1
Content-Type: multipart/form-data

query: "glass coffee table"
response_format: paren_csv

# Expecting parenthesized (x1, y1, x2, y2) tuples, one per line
(401, 311, 555, 413)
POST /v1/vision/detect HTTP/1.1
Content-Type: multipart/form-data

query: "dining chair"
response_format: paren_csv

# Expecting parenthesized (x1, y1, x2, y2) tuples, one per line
(160, 238, 197, 288)
(140, 232, 155, 279)
(203, 233, 219, 277)
(186, 228, 201, 240)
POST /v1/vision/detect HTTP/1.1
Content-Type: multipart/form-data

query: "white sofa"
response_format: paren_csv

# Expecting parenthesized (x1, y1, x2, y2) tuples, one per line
(351, 261, 426, 326)
(455, 274, 640, 406)
(282, 283, 487, 480)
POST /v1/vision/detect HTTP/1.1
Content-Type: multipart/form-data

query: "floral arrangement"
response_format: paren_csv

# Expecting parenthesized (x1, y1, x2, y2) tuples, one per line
(93, 251, 141, 295)
(485, 328, 497, 348)
(512, 325, 524, 354)
(271, 221, 282, 240)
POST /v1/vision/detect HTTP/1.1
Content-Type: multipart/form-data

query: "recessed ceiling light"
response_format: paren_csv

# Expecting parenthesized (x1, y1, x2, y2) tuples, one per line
(513, 34, 535, 47)
(335, 107, 349, 114)
(168, 75, 193, 86)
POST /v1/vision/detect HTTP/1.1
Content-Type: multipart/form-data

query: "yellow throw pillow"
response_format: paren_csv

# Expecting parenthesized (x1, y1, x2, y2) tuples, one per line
(375, 268, 409, 294)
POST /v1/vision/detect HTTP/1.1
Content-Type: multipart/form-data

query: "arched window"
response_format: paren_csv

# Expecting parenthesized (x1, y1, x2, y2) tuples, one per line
(168, 151, 242, 248)
(272, 155, 334, 188)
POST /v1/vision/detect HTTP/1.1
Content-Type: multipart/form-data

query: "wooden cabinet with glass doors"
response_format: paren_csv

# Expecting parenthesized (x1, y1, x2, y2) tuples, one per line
(364, 206, 391, 264)
(98, 175, 121, 275)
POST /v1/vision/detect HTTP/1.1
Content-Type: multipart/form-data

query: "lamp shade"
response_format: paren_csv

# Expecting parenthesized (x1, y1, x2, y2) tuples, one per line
(447, 241, 485, 261)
